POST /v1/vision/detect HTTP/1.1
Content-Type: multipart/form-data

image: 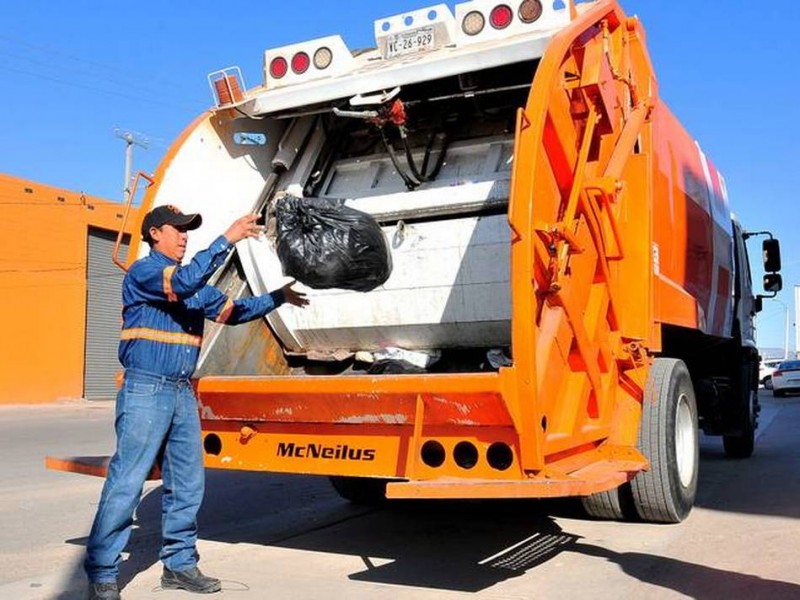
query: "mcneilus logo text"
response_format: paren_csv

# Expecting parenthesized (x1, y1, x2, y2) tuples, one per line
(276, 441, 376, 461)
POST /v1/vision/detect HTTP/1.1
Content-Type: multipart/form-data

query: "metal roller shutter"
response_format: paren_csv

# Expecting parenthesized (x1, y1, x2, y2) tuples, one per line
(84, 228, 129, 400)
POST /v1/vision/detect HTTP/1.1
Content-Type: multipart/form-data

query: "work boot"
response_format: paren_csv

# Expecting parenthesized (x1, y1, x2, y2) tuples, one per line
(87, 581, 120, 600)
(161, 566, 221, 594)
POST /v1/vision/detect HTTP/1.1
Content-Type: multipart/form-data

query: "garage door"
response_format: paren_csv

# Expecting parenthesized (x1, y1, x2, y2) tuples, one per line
(84, 228, 130, 400)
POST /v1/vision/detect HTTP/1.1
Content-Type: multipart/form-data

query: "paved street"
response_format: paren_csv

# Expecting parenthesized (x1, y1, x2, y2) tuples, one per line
(1, 391, 798, 600)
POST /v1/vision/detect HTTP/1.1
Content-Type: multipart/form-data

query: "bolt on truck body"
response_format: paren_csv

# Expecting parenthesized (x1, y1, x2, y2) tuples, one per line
(49, 0, 783, 523)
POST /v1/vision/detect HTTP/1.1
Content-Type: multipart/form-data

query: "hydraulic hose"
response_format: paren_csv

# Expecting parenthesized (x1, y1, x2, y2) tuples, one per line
(401, 128, 449, 183)
(380, 128, 420, 190)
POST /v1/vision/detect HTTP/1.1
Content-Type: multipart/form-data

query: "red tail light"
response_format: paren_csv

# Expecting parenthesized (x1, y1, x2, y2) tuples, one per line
(269, 57, 288, 79)
(291, 51, 310, 74)
(773, 370, 783, 377)
(489, 4, 513, 29)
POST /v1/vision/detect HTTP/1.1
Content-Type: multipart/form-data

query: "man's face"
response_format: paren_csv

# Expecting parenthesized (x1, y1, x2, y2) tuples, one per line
(150, 223, 189, 262)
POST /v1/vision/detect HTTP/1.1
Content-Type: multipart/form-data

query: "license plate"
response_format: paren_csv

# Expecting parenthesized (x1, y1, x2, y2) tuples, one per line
(386, 26, 435, 58)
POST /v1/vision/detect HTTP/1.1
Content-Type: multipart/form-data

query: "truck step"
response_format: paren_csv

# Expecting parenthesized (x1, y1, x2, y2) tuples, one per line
(386, 456, 646, 500)
(45, 455, 161, 480)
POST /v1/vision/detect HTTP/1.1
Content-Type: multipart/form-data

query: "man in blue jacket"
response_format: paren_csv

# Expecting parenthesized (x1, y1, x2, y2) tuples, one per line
(85, 205, 308, 600)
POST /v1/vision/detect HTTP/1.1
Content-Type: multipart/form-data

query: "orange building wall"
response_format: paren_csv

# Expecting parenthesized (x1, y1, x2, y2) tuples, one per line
(0, 173, 139, 404)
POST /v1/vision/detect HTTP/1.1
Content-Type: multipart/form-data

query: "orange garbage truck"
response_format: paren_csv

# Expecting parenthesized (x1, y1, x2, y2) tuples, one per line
(52, 0, 783, 523)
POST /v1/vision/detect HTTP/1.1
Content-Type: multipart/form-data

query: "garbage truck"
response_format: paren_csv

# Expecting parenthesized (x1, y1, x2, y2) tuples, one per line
(50, 0, 783, 523)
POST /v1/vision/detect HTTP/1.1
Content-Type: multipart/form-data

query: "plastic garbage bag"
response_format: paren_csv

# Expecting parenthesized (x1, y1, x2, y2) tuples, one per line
(373, 347, 441, 369)
(275, 195, 392, 292)
(486, 348, 512, 369)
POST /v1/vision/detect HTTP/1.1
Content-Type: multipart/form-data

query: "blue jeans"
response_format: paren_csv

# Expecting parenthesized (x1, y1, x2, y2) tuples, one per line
(84, 369, 205, 583)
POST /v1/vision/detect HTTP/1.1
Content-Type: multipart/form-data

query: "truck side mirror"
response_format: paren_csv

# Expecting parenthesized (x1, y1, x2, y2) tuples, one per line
(763, 273, 782, 293)
(763, 238, 781, 272)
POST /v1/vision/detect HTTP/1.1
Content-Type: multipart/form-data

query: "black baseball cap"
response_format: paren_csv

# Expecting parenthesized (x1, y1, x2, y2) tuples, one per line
(141, 205, 202, 241)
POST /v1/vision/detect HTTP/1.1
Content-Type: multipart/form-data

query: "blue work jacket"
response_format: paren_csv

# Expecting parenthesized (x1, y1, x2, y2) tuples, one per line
(118, 235, 284, 378)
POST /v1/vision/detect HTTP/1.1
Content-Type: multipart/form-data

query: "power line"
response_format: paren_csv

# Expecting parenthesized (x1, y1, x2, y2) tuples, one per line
(0, 273, 131, 291)
(0, 258, 84, 266)
(0, 266, 124, 278)
(0, 266, 84, 274)
(0, 63, 200, 111)
(0, 45, 190, 100)
(0, 33, 185, 91)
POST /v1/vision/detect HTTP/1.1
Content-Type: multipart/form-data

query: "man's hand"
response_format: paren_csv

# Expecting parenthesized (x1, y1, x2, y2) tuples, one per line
(224, 214, 264, 244)
(281, 280, 309, 308)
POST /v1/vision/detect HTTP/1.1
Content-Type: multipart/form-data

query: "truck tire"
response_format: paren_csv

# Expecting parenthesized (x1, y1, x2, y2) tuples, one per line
(581, 483, 635, 520)
(329, 476, 388, 505)
(723, 415, 754, 458)
(631, 358, 699, 523)
(723, 365, 756, 459)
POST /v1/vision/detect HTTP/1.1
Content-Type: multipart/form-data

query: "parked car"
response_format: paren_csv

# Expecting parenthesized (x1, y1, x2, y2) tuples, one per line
(771, 359, 800, 397)
(760, 358, 784, 389)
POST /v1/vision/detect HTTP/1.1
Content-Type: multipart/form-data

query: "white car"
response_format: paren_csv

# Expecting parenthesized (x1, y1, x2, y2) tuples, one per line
(771, 359, 800, 397)
(760, 358, 783, 389)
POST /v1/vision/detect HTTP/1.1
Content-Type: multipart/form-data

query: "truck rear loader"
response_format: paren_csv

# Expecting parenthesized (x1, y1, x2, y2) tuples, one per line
(50, 0, 783, 523)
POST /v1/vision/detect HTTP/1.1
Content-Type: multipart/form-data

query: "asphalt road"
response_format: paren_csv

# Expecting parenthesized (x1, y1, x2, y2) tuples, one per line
(1, 391, 798, 600)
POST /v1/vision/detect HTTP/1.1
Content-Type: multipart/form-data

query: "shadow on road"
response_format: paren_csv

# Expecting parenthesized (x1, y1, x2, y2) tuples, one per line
(281, 499, 572, 592)
(198, 490, 799, 598)
(693, 395, 800, 520)
(54, 395, 800, 597)
(576, 543, 800, 600)
(57, 488, 800, 599)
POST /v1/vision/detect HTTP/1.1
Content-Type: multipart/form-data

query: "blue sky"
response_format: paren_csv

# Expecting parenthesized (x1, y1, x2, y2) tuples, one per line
(2, 0, 798, 352)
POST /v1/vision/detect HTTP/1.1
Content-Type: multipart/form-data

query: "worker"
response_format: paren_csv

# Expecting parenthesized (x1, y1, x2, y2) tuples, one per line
(84, 205, 308, 600)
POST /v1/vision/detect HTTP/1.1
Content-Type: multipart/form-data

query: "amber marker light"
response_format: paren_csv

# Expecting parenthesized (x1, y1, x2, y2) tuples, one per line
(518, 0, 543, 23)
(462, 10, 486, 35)
(313, 46, 333, 70)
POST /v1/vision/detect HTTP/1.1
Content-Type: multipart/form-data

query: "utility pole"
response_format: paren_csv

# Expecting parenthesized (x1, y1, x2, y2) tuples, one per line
(795, 285, 800, 359)
(773, 298, 790, 360)
(115, 128, 149, 203)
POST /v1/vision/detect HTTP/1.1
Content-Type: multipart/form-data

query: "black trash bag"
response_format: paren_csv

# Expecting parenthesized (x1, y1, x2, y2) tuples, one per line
(275, 195, 392, 292)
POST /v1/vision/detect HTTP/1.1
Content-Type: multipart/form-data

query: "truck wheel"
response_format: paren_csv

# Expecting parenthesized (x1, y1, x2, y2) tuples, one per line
(631, 358, 699, 523)
(723, 366, 757, 459)
(329, 476, 388, 505)
(581, 483, 635, 520)
(723, 413, 754, 458)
